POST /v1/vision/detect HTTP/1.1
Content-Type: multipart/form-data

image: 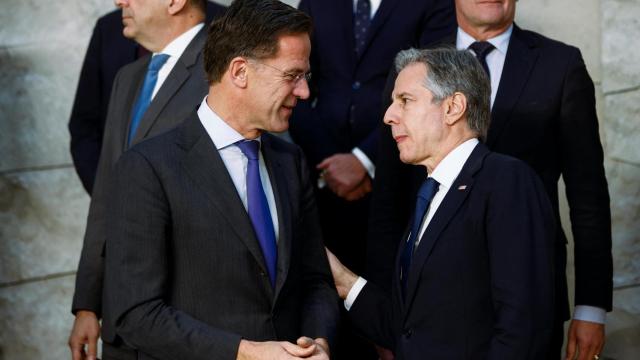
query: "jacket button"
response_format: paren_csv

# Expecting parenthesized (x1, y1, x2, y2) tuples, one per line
(352, 81, 361, 90)
(403, 329, 413, 339)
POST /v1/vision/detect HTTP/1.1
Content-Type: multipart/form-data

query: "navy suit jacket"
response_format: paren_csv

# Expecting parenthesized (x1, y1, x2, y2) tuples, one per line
(367, 25, 613, 321)
(352, 143, 556, 359)
(68, 2, 226, 194)
(104, 113, 339, 360)
(289, 0, 456, 170)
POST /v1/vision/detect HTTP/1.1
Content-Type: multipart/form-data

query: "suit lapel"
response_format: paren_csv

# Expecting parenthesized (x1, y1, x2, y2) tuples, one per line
(261, 136, 293, 302)
(403, 144, 489, 315)
(487, 25, 539, 147)
(179, 114, 271, 279)
(130, 28, 207, 145)
(357, 0, 399, 62)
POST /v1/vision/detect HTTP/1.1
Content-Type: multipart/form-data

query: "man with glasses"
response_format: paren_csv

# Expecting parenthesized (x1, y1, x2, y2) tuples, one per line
(102, 1, 339, 359)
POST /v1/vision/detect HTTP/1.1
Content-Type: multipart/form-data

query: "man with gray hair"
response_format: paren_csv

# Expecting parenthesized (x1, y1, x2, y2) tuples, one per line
(326, 47, 556, 359)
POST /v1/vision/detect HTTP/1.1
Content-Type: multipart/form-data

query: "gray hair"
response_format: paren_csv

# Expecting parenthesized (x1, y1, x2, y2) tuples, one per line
(394, 47, 491, 141)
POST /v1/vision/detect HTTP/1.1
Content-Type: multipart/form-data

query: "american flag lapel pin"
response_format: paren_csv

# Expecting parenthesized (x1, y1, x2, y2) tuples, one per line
(458, 185, 467, 191)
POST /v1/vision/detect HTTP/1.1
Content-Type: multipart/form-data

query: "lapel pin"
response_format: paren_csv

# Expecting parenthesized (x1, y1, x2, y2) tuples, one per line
(458, 185, 467, 190)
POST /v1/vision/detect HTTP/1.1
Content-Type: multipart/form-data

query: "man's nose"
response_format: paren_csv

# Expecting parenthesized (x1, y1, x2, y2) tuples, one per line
(384, 102, 400, 125)
(293, 77, 311, 100)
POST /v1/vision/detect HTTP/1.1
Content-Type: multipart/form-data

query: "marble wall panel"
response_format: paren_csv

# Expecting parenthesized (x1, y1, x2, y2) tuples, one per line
(606, 160, 640, 287)
(0, 168, 89, 285)
(516, 0, 602, 82)
(601, 0, 640, 93)
(0, 275, 76, 360)
(603, 90, 640, 166)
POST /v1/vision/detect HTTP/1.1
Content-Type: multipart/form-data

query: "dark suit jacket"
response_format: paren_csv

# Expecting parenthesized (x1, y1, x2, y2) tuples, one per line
(352, 143, 555, 359)
(367, 25, 613, 321)
(68, 2, 226, 194)
(290, 0, 456, 168)
(72, 26, 212, 342)
(103, 113, 339, 360)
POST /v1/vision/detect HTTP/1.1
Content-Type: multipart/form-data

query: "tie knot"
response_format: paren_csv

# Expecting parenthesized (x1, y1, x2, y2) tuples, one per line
(417, 177, 439, 201)
(148, 53, 169, 72)
(469, 41, 495, 59)
(236, 140, 260, 160)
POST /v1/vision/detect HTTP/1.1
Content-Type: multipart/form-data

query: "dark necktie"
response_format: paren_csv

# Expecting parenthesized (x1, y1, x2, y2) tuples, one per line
(354, 0, 371, 57)
(468, 41, 495, 78)
(400, 177, 440, 297)
(128, 53, 170, 146)
(236, 140, 278, 288)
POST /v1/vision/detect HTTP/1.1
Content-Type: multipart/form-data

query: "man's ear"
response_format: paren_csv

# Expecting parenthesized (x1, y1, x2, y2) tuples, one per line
(228, 57, 249, 88)
(168, 0, 188, 15)
(444, 92, 467, 126)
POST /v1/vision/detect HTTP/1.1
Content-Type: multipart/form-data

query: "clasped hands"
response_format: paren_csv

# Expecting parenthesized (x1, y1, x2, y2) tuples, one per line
(317, 153, 371, 201)
(237, 337, 329, 360)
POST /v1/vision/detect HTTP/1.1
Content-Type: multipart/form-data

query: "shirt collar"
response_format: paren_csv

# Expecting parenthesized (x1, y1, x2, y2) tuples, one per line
(155, 23, 204, 59)
(429, 138, 479, 189)
(197, 96, 261, 150)
(456, 24, 513, 55)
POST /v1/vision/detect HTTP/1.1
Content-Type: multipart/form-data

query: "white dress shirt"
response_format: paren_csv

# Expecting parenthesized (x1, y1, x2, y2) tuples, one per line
(456, 25, 512, 108)
(151, 23, 205, 99)
(197, 97, 279, 241)
(345, 138, 479, 310)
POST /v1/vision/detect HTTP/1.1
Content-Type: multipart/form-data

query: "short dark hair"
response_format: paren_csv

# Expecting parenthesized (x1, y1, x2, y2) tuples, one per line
(203, 0, 313, 84)
(394, 47, 491, 141)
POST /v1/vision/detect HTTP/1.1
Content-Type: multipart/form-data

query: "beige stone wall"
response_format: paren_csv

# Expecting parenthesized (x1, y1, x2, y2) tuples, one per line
(0, 0, 637, 359)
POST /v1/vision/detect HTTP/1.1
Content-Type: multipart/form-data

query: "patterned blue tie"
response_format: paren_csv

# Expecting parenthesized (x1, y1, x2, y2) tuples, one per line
(354, 0, 371, 57)
(127, 53, 170, 146)
(236, 140, 278, 288)
(400, 177, 439, 297)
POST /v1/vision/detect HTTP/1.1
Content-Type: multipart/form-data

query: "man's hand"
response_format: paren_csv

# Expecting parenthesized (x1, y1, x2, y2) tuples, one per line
(237, 339, 319, 359)
(317, 153, 369, 199)
(565, 319, 605, 360)
(342, 176, 372, 201)
(325, 248, 358, 299)
(68, 310, 100, 360)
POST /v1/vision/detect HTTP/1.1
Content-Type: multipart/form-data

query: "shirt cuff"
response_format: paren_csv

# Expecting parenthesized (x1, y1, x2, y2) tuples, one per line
(573, 305, 606, 324)
(344, 277, 368, 311)
(352, 148, 375, 179)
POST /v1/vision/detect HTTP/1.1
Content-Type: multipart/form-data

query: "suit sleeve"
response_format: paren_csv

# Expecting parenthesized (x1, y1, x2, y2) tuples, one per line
(348, 281, 397, 350)
(71, 67, 128, 316)
(559, 49, 612, 311)
(485, 161, 556, 359)
(68, 18, 105, 194)
(296, 148, 341, 344)
(105, 150, 242, 360)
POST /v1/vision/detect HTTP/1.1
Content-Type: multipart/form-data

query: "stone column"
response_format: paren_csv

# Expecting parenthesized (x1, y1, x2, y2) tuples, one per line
(600, 0, 640, 358)
(0, 1, 113, 358)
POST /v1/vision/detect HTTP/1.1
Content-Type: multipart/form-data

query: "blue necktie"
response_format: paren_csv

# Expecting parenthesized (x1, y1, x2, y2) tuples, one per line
(128, 53, 170, 146)
(354, 0, 371, 57)
(236, 140, 278, 288)
(400, 177, 439, 297)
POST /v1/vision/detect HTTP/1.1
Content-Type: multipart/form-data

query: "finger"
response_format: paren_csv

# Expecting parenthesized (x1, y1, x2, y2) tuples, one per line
(70, 340, 86, 360)
(297, 336, 315, 348)
(565, 332, 577, 360)
(282, 341, 316, 357)
(317, 157, 333, 169)
(87, 336, 98, 360)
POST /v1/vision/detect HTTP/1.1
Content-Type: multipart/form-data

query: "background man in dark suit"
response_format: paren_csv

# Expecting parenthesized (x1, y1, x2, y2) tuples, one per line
(328, 47, 556, 359)
(290, 1, 456, 357)
(68, 1, 226, 359)
(103, 0, 338, 359)
(367, 1, 613, 359)
(68, 1, 226, 194)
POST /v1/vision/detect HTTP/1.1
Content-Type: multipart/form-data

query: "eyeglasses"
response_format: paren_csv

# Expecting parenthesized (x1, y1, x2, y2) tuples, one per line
(250, 60, 312, 85)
